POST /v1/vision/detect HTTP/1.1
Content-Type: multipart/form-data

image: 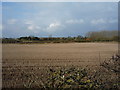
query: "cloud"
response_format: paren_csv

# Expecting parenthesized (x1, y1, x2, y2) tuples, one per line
(47, 22, 61, 30)
(2, 2, 118, 38)
(66, 19, 84, 24)
(27, 25, 34, 30)
(24, 20, 33, 25)
(25, 19, 41, 33)
(27, 25, 41, 30)
(91, 18, 118, 25)
(27, 24, 41, 33)
(7, 19, 17, 24)
(0, 24, 3, 30)
(48, 22, 60, 28)
(91, 18, 106, 25)
(46, 22, 63, 33)
(108, 19, 118, 23)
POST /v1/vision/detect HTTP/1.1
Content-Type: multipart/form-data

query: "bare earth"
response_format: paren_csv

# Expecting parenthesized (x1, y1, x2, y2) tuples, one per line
(2, 42, 118, 88)
(3, 42, 118, 66)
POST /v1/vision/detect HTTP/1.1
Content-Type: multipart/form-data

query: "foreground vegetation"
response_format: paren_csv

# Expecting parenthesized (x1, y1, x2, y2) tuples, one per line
(20, 55, 120, 89)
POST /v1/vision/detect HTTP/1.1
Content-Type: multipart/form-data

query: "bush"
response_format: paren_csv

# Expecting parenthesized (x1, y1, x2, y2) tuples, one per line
(45, 67, 98, 89)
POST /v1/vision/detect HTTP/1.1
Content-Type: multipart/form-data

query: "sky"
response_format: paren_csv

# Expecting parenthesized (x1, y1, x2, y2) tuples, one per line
(2, 0, 120, 2)
(2, 2, 118, 38)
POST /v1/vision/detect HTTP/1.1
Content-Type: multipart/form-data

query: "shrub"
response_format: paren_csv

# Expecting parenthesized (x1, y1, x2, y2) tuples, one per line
(42, 67, 99, 89)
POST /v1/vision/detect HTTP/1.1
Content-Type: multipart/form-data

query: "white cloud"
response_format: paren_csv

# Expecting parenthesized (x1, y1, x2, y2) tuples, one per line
(108, 19, 118, 23)
(46, 22, 63, 33)
(28, 25, 34, 30)
(24, 20, 33, 25)
(0, 25, 3, 38)
(27, 25, 41, 30)
(66, 19, 84, 24)
(7, 19, 17, 24)
(0, 24, 3, 30)
(27, 25, 41, 33)
(91, 18, 106, 25)
(49, 22, 60, 28)
(25, 20, 39, 32)
(91, 18, 118, 25)
(47, 22, 61, 29)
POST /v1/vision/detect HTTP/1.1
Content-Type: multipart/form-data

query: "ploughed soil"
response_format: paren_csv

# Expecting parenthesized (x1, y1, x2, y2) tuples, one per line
(2, 42, 118, 88)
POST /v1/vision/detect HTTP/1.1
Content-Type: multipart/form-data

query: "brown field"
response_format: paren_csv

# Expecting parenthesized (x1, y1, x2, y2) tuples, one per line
(2, 42, 118, 88)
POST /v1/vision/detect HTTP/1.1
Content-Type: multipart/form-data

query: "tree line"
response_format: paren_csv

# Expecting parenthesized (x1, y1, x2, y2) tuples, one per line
(2, 30, 119, 43)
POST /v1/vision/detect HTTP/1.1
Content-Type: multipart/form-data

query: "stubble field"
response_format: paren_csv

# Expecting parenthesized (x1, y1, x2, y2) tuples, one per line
(2, 42, 118, 88)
